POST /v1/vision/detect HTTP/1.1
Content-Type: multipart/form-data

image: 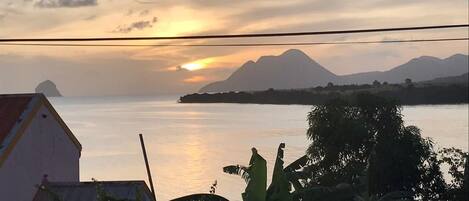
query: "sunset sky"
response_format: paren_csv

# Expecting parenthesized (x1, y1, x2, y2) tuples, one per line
(0, 0, 468, 96)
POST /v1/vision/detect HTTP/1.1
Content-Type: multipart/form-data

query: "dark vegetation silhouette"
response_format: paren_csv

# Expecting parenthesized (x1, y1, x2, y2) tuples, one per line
(170, 194, 228, 201)
(180, 82, 468, 105)
(173, 94, 468, 201)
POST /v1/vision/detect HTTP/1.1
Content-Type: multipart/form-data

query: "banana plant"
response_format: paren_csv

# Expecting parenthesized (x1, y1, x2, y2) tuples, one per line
(223, 147, 267, 201)
(266, 143, 292, 201)
(223, 144, 311, 201)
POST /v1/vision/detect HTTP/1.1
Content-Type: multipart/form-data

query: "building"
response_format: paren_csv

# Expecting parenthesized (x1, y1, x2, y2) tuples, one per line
(1, 93, 157, 201)
(32, 180, 156, 201)
(0, 93, 82, 201)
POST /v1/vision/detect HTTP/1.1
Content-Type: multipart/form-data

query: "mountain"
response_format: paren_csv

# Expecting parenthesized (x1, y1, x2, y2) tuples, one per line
(340, 54, 469, 84)
(200, 50, 468, 93)
(420, 72, 468, 85)
(200, 49, 339, 92)
(35, 80, 62, 97)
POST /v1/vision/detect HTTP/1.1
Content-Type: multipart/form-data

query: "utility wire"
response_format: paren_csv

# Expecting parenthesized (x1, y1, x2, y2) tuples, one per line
(0, 37, 467, 47)
(0, 24, 467, 42)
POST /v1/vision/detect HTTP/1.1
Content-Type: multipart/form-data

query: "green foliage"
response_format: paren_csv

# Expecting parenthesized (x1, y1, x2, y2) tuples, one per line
(179, 83, 469, 105)
(266, 143, 292, 201)
(439, 148, 468, 188)
(368, 126, 434, 197)
(223, 148, 267, 201)
(283, 155, 309, 191)
(305, 93, 449, 199)
(436, 148, 469, 200)
(306, 97, 374, 186)
(209, 180, 217, 194)
(464, 154, 469, 197)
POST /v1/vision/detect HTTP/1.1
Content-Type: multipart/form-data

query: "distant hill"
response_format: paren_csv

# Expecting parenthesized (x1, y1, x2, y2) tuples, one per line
(420, 72, 468, 85)
(35, 80, 62, 97)
(340, 54, 468, 84)
(199, 49, 468, 93)
(200, 49, 339, 92)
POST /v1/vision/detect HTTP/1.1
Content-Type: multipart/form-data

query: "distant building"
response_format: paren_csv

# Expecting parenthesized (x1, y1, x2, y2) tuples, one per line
(0, 93, 82, 201)
(33, 180, 156, 201)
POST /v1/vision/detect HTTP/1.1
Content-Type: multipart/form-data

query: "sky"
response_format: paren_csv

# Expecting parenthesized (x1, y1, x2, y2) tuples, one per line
(0, 0, 468, 96)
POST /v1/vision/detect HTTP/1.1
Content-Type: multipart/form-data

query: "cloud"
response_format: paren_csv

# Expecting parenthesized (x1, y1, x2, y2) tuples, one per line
(139, 9, 150, 16)
(34, 0, 97, 8)
(84, 14, 97, 20)
(113, 17, 158, 33)
(183, 75, 209, 83)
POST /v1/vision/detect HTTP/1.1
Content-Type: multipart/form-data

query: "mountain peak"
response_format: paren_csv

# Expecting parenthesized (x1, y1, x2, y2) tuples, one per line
(35, 80, 62, 97)
(200, 51, 468, 93)
(280, 49, 309, 58)
(415, 55, 440, 61)
(199, 49, 338, 92)
(445, 53, 468, 60)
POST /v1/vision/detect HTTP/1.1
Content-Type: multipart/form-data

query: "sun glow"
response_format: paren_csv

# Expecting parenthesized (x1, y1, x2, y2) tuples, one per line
(183, 76, 208, 83)
(181, 63, 205, 71)
(180, 58, 215, 71)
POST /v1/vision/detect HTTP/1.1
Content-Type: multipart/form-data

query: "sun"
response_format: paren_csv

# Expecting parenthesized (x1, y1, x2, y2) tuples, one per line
(180, 58, 215, 71)
(181, 63, 205, 71)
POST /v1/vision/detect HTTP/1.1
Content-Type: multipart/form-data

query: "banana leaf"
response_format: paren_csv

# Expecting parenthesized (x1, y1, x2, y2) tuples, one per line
(223, 148, 267, 201)
(266, 143, 292, 201)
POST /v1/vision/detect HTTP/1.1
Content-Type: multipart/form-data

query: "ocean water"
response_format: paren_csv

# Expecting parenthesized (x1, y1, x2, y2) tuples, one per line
(49, 96, 468, 201)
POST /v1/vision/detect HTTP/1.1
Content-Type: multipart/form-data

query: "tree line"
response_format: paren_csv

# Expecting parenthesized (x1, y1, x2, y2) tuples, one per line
(179, 82, 468, 105)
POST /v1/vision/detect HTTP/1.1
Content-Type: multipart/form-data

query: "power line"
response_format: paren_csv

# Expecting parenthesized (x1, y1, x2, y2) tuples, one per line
(0, 24, 467, 42)
(0, 37, 467, 47)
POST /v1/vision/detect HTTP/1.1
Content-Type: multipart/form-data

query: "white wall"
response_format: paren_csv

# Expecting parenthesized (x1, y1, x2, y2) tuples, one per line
(0, 105, 80, 201)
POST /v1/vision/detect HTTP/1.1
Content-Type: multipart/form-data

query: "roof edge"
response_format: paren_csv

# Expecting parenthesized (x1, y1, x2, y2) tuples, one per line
(0, 94, 42, 167)
(0, 93, 82, 168)
(38, 94, 82, 152)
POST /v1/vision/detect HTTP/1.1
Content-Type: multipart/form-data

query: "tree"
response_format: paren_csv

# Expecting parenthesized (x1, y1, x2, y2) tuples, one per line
(306, 97, 374, 186)
(368, 126, 439, 197)
(463, 155, 469, 198)
(372, 80, 381, 86)
(327, 82, 334, 87)
(405, 78, 412, 84)
(306, 93, 443, 198)
(436, 148, 469, 200)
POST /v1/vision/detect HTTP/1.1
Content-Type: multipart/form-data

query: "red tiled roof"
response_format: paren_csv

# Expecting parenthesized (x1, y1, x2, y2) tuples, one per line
(0, 95, 34, 146)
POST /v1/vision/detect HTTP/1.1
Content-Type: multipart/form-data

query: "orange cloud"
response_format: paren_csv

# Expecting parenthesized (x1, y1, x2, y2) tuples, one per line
(183, 75, 208, 83)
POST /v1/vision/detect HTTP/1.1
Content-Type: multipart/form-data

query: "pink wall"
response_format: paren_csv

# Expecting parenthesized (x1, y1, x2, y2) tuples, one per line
(0, 105, 80, 201)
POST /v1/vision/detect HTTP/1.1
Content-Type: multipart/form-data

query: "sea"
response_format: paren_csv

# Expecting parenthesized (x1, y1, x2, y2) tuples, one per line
(49, 96, 468, 201)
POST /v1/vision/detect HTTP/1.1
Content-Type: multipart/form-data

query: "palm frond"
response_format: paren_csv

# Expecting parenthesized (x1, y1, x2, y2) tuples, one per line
(223, 165, 250, 183)
(284, 155, 308, 172)
(284, 155, 309, 190)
